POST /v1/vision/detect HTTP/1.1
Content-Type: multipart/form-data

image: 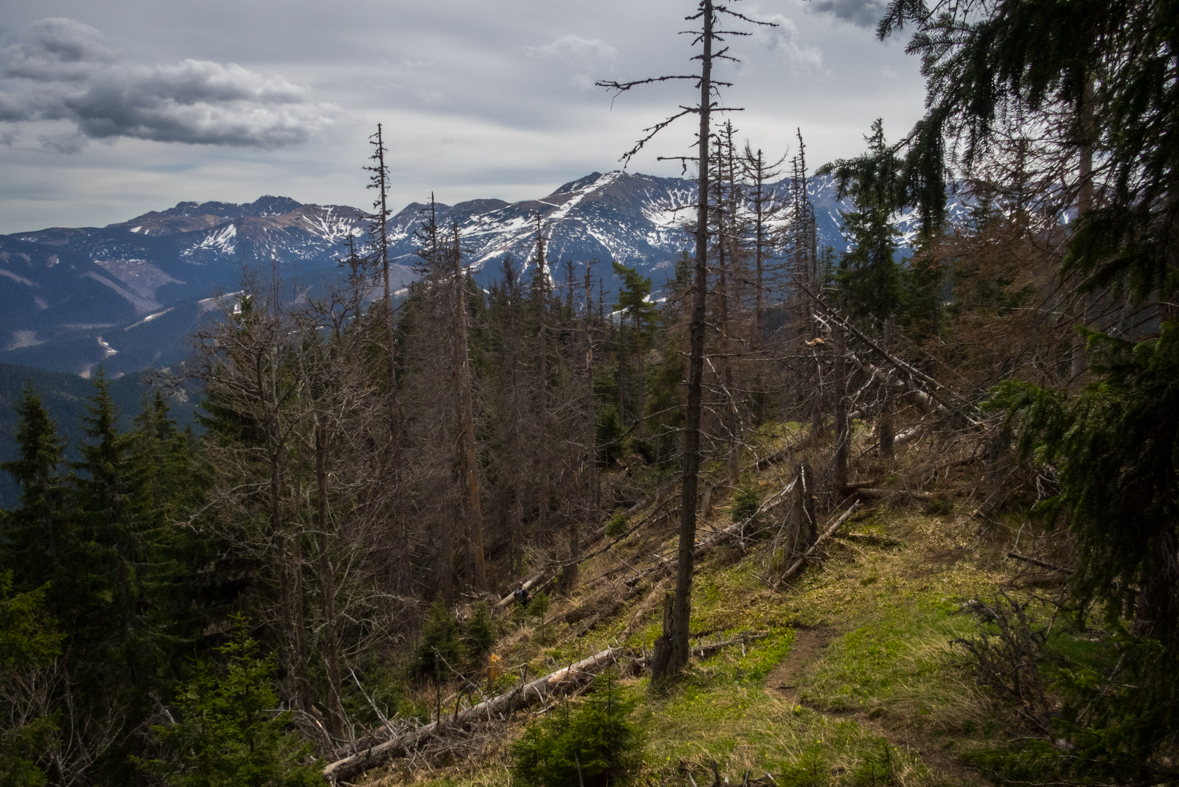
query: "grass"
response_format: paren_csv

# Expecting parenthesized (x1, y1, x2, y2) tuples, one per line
(364, 428, 1039, 786)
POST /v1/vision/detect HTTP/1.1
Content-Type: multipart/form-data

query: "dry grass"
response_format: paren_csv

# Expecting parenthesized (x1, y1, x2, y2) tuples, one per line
(358, 424, 1051, 785)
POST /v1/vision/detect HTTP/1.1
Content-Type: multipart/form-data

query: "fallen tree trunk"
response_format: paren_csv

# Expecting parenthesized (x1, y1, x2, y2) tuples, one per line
(324, 631, 771, 782)
(622, 478, 798, 589)
(854, 488, 938, 502)
(1007, 551, 1073, 574)
(777, 501, 861, 586)
(496, 569, 549, 608)
(323, 648, 619, 783)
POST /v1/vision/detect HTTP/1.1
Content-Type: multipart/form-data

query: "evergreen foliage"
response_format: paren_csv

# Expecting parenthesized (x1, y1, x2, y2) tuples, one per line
(0, 573, 60, 787)
(465, 601, 495, 662)
(605, 510, 628, 539)
(529, 591, 551, 644)
(985, 321, 1179, 774)
(730, 481, 761, 524)
(138, 616, 321, 787)
(1, 375, 211, 785)
(415, 599, 464, 678)
(510, 671, 642, 787)
(0, 386, 68, 596)
(824, 119, 904, 325)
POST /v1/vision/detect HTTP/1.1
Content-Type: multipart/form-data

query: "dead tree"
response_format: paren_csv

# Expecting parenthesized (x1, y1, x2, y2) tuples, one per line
(598, 0, 774, 682)
(531, 214, 552, 542)
(739, 140, 788, 424)
(363, 124, 401, 451)
(449, 223, 486, 590)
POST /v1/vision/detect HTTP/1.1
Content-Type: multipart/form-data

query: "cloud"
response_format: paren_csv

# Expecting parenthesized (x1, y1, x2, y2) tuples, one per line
(0, 17, 333, 149)
(37, 128, 87, 154)
(807, 0, 889, 28)
(526, 35, 616, 89)
(752, 16, 823, 70)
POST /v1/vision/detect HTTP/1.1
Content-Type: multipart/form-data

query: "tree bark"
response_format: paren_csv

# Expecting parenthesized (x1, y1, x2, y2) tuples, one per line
(658, 0, 714, 681)
(832, 327, 850, 498)
(452, 225, 486, 590)
(323, 648, 619, 783)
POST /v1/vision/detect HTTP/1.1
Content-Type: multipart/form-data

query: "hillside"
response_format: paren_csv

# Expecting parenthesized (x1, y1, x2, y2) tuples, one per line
(325, 422, 1074, 787)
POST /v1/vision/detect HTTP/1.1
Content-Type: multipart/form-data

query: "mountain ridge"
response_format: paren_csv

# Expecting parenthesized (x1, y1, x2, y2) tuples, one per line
(0, 170, 949, 377)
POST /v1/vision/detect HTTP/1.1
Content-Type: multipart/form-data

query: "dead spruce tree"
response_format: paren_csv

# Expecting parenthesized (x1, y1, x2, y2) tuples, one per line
(598, 0, 774, 682)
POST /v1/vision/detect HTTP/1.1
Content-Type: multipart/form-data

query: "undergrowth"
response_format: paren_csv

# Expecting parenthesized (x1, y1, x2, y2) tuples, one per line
(369, 428, 1061, 787)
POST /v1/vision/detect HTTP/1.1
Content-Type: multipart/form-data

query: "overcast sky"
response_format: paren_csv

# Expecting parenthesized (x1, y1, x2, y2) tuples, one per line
(0, 0, 927, 235)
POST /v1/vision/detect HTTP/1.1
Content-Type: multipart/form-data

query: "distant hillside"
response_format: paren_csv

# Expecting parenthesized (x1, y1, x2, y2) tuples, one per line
(0, 362, 200, 508)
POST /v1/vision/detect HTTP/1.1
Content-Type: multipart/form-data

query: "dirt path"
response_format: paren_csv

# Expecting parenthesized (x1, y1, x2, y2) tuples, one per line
(765, 626, 985, 786)
(764, 625, 839, 705)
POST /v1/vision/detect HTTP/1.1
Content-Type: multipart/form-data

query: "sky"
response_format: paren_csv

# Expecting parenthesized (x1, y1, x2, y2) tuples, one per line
(0, 0, 928, 235)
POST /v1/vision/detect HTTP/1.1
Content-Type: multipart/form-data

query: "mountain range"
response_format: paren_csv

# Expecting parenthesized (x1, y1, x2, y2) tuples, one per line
(0, 170, 939, 378)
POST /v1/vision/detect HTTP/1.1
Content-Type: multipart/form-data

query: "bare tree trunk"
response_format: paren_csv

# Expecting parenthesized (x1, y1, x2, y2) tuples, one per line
(452, 225, 486, 590)
(1070, 79, 1097, 385)
(832, 327, 849, 498)
(367, 125, 401, 453)
(790, 462, 816, 552)
(617, 316, 626, 427)
(878, 316, 895, 460)
(658, 0, 714, 682)
(315, 422, 345, 739)
(535, 216, 551, 542)
(585, 266, 599, 515)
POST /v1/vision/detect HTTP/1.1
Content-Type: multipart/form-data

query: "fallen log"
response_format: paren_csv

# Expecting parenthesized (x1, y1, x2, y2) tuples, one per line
(622, 478, 798, 589)
(325, 631, 772, 782)
(853, 488, 938, 502)
(777, 501, 861, 586)
(323, 648, 619, 783)
(496, 570, 549, 608)
(1007, 551, 1073, 574)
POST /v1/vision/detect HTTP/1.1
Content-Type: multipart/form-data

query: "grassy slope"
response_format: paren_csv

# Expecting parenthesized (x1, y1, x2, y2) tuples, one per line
(363, 425, 1067, 786)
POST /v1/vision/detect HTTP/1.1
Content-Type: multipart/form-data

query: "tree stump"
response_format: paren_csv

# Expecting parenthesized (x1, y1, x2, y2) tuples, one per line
(789, 462, 816, 554)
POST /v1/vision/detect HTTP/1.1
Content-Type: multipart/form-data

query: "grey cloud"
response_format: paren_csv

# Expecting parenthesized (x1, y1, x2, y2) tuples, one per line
(526, 35, 616, 88)
(752, 15, 822, 69)
(2, 18, 116, 81)
(37, 128, 87, 154)
(808, 0, 888, 28)
(0, 17, 332, 149)
(527, 35, 616, 61)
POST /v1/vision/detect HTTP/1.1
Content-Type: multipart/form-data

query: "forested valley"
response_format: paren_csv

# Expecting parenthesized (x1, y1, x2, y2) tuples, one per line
(3, 0, 1179, 785)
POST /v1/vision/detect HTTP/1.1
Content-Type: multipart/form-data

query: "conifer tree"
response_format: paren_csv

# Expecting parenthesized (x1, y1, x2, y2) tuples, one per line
(0, 572, 61, 787)
(824, 120, 904, 458)
(139, 616, 321, 787)
(0, 386, 69, 594)
(882, 0, 1179, 773)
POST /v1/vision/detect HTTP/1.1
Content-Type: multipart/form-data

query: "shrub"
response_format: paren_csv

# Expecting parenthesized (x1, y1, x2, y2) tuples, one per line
(530, 592, 551, 643)
(137, 616, 321, 787)
(780, 741, 830, 787)
(850, 739, 898, 787)
(465, 601, 496, 662)
(731, 481, 762, 523)
(605, 510, 628, 538)
(511, 671, 643, 787)
(596, 406, 627, 466)
(414, 599, 464, 678)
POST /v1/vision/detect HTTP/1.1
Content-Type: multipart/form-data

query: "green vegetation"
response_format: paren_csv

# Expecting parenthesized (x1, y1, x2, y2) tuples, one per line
(511, 672, 642, 787)
(5, 0, 1179, 779)
(137, 617, 321, 787)
(416, 599, 465, 679)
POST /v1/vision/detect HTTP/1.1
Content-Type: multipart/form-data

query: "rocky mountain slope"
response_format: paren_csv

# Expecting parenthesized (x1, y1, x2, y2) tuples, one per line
(0, 171, 943, 377)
